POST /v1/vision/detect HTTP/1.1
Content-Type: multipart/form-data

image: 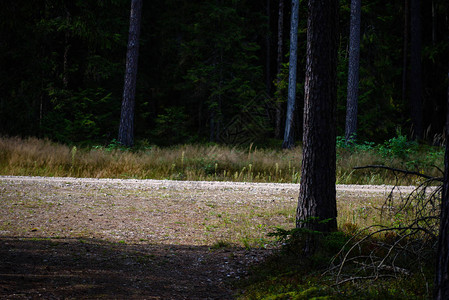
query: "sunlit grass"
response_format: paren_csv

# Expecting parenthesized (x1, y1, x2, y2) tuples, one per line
(236, 186, 439, 299)
(0, 136, 444, 185)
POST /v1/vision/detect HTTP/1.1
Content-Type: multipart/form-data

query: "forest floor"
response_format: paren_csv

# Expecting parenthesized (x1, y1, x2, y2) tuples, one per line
(0, 176, 415, 299)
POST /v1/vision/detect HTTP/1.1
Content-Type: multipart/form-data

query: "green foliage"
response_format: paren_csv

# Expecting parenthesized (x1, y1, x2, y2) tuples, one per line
(92, 139, 130, 152)
(257, 287, 331, 300)
(153, 107, 190, 145)
(336, 131, 444, 184)
(0, 0, 127, 143)
(336, 136, 376, 152)
(41, 88, 117, 144)
(1, 0, 448, 145)
(269, 226, 349, 263)
(179, 0, 265, 139)
(377, 130, 418, 159)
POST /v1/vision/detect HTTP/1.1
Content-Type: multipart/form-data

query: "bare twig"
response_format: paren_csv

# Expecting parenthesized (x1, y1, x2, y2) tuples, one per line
(353, 165, 442, 181)
(330, 178, 440, 287)
(333, 274, 396, 286)
(353, 261, 411, 276)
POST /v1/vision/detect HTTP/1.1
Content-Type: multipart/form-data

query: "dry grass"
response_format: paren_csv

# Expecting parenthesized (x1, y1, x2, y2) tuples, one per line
(0, 136, 443, 185)
(0, 137, 302, 182)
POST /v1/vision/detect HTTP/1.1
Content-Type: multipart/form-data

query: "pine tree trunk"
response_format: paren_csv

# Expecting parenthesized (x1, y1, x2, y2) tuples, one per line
(210, 110, 216, 143)
(431, 1, 436, 45)
(345, 0, 361, 142)
(265, 0, 271, 95)
(402, 0, 409, 105)
(282, 0, 299, 149)
(62, 8, 71, 89)
(434, 53, 449, 300)
(118, 0, 143, 147)
(410, 0, 423, 140)
(296, 0, 338, 234)
(275, 0, 284, 139)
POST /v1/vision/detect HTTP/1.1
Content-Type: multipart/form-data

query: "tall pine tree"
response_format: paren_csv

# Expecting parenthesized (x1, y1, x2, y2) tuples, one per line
(297, 0, 338, 242)
(345, 0, 361, 142)
(282, 0, 299, 149)
(118, 0, 143, 147)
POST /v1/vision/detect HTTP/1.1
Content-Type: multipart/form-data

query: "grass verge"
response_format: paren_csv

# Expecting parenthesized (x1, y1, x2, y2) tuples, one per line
(0, 136, 444, 185)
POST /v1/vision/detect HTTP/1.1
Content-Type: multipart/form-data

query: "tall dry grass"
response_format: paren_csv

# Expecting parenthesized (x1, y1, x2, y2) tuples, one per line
(0, 137, 302, 182)
(0, 136, 443, 184)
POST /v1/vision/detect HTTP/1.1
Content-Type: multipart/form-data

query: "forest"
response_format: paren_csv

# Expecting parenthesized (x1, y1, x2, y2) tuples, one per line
(2, 0, 449, 299)
(1, 0, 448, 147)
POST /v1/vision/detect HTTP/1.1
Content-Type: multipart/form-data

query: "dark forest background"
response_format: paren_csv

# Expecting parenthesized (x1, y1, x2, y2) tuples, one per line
(1, 0, 448, 147)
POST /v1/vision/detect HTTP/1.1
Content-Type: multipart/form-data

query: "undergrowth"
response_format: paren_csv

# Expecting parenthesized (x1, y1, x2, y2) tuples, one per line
(0, 135, 443, 185)
(237, 180, 440, 299)
(236, 226, 434, 299)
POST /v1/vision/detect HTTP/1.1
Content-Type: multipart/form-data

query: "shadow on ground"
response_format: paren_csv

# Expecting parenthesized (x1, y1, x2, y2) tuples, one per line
(0, 237, 252, 299)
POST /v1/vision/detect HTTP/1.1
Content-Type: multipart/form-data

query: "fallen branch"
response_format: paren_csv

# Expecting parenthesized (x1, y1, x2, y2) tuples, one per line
(353, 165, 442, 181)
(353, 261, 411, 276)
(333, 275, 396, 286)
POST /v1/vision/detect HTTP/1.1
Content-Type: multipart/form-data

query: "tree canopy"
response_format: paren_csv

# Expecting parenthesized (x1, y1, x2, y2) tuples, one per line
(0, 0, 448, 146)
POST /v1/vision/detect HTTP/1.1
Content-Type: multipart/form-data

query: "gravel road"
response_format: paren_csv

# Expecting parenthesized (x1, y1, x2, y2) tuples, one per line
(0, 175, 420, 299)
(0, 175, 418, 193)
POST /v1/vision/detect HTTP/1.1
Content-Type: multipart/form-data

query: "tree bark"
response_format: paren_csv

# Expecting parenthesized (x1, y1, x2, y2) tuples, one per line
(62, 8, 71, 89)
(410, 0, 423, 140)
(282, 0, 299, 149)
(431, 1, 436, 45)
(434, 48, 449, 300)
(296, 0, 338, 234)
(265, 0, 272, 95)
(345, 0, 361, 142)
(118, 0, 143, 147)
(402, 0, 409, 105)
(210, 50, 224, 143)
(275, 0, 284, 139)
(210, 110, 216, 142)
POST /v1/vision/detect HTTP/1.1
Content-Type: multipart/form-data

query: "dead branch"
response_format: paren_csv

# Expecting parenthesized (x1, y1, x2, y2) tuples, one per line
(329, 166, 442, 288)
(353, 165, 442, 181)
(332, 274, 396, 286)
(353, 261, 411, 276)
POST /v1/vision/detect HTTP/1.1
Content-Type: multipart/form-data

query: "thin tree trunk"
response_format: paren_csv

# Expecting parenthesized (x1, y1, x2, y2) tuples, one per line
(410, 0, 423, 140)
(434, 57, 449, 300)
(345, 0, 361, 142)
(432, 1, 436, 45)
(402, 0, 409, 105)
(62, 8, 71, 89)
(296, 0, 338, 236)
(118, 0, 143, 147)
(282, 0, 299, 149)
(275, 0, 284, 139)
(265, 0, 271, 95)
(210, 110, 216, 142)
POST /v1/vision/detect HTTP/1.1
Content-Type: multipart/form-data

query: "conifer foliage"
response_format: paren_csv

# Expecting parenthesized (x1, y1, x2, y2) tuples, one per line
(0, 0, 447, 145)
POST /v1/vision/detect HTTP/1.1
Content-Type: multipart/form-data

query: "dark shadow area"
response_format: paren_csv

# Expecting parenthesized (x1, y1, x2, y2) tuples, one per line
(0, 237, 246, 299)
